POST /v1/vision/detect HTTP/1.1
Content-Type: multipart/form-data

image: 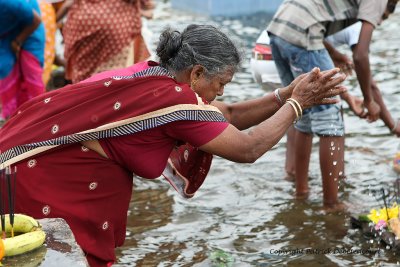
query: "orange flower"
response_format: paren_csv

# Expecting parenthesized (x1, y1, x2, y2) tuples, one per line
(0, 238, 4, 260)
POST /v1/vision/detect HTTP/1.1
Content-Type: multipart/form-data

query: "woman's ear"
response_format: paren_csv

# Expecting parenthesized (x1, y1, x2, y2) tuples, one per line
(190, 65, 205, 81)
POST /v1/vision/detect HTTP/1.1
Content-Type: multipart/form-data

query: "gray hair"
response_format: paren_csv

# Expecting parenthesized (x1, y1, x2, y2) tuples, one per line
(156, 24, 242, 78)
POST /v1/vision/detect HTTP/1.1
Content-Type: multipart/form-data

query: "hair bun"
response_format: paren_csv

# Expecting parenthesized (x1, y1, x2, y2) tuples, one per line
(156, 29, 183, 63)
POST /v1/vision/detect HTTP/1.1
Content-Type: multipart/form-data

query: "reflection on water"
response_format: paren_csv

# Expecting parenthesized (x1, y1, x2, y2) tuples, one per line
(115, 1, 400, 266)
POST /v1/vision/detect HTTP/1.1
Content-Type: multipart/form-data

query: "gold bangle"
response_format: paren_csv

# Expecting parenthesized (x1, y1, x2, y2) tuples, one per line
(287, 98, 303, 118)
(286, 101, 299, 123)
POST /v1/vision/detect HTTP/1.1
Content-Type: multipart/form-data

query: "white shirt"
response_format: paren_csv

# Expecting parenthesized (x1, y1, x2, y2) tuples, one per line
(325, 21, 362, 48)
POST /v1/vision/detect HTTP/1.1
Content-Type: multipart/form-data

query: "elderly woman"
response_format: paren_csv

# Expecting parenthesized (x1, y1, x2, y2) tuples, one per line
(0, 24, 346, 266)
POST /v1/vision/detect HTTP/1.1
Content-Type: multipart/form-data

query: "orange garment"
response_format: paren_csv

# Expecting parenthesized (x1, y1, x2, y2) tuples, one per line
(39, 1, 57, 86)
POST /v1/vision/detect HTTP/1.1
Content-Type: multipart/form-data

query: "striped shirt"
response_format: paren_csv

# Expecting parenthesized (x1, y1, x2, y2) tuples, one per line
(267, 0, 387, 50)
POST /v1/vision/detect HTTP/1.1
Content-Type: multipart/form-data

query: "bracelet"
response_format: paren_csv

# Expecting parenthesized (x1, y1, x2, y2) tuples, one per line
(286, 98, 303, 118)
(391, 119, 399, 133)
(286, 101, 299, 123)
(274, 88, 283, 107)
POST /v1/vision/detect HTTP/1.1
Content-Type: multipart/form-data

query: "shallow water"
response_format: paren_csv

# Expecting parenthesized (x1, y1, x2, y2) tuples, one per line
(115, 2, 400, 266)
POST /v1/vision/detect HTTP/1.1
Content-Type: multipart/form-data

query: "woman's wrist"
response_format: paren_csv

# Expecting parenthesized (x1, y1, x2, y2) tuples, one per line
(285, 98, 303, 123)
(273, 88, 284, 107)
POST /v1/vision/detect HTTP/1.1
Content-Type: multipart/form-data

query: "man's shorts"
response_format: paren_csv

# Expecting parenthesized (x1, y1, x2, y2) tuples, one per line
(269, 34, 344, 137)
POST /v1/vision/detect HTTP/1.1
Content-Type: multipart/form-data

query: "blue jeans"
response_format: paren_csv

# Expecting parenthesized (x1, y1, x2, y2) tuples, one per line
(269, 34, 344, 137)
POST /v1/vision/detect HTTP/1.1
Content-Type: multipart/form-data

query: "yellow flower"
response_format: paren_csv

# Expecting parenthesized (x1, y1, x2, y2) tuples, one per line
(368, 203, 399, 224)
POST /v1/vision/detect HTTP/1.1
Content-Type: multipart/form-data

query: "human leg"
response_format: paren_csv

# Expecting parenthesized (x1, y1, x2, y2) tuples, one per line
(294, 129, 313, 198)
(269, 34, 297, 178)
(311, 102, 345, 207)
(319, 136, 344, 206)
(285, 125, 296, 180)
(308, 50, 345, 207)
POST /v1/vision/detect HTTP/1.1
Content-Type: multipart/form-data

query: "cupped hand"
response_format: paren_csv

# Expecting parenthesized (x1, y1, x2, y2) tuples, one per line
(290, 67, 347, 110)
(279, 73, 308, 101)
(287, 73, 308, 94)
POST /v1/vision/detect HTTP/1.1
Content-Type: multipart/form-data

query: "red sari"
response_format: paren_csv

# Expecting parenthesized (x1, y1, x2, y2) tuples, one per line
(0, 65, 229, 266)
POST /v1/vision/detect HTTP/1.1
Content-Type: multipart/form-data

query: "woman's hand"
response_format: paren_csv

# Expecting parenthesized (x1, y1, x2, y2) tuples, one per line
(290, 68, 347, 110)
(277, 73, 308, 102)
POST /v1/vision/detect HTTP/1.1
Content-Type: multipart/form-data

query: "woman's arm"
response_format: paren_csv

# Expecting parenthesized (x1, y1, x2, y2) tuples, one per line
(211, 88, 287, 130)
(11, 10, 42, 56)
(201, 68, 346, 163)
(55, 0, 74, 23)
(211, 74, 306, 130)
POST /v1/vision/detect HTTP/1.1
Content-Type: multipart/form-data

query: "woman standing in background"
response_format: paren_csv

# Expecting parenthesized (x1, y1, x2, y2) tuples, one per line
(0, 0, 45, 122)
(62, 0, 155, 83)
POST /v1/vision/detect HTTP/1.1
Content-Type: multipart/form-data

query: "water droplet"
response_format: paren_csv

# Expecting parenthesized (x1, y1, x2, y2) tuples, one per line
(331, 141, 334, 146)
(339, 171, 343, 176)
(333, 161, 337, 165)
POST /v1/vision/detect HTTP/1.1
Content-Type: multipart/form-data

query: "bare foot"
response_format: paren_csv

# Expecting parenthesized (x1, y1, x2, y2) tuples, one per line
(322, 202, 348, 213)
(295, 190, 309, 200)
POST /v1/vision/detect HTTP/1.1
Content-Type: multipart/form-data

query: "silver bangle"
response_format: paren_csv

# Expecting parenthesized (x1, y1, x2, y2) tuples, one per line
(274, 88, 283, 106)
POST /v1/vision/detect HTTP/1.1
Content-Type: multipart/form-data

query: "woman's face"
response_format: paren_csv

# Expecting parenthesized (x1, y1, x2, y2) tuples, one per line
(193, 69, 234, 102)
